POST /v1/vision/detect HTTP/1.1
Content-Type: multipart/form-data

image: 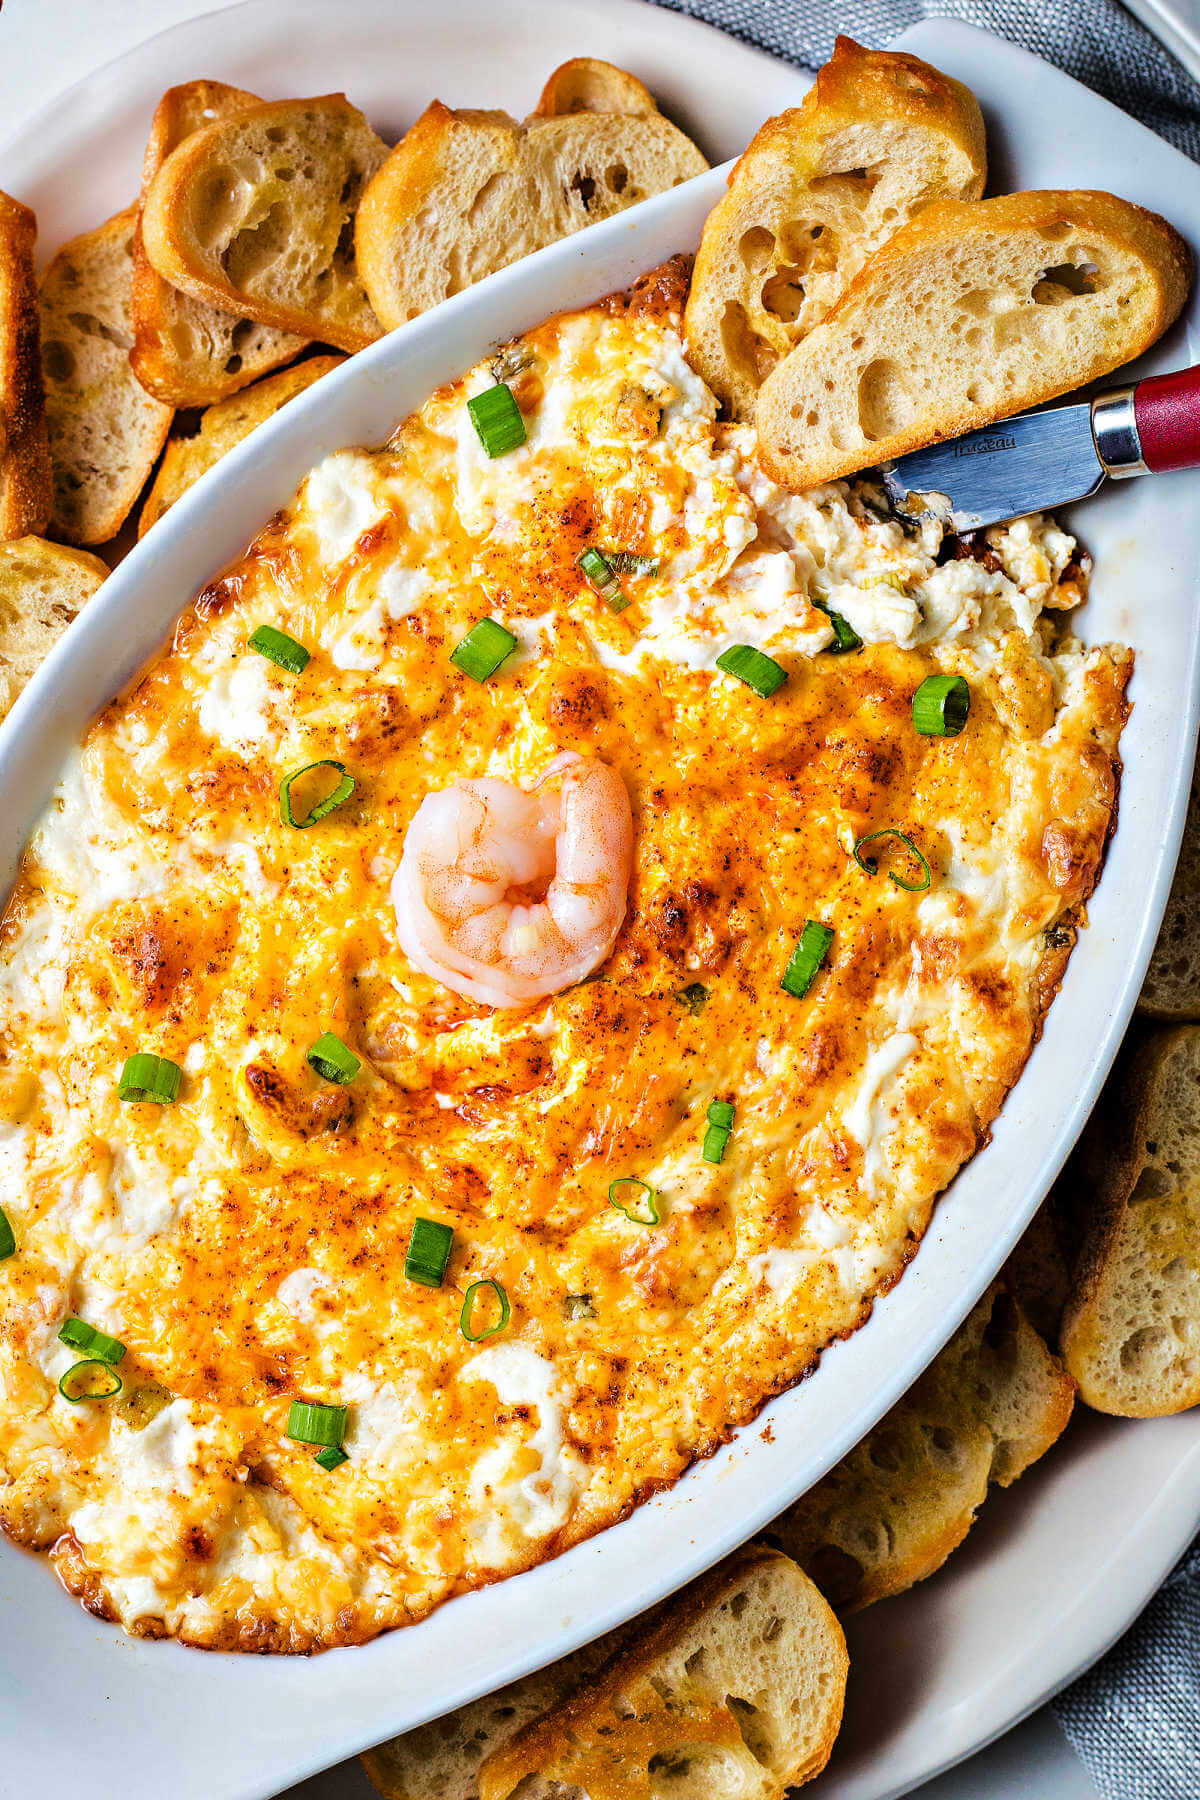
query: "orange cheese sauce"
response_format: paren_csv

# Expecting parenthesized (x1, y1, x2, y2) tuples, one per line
(0, 267, 1129, 1649)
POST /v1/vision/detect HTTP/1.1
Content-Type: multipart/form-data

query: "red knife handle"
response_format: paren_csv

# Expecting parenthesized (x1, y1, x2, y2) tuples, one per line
(1133, 365, 1200, 474)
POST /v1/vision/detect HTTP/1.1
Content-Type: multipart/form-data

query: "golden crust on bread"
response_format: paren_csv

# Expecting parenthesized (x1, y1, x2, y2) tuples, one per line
(130, 80, 310, 407)
(39, 207, 174, 546)
(139, 93, 387, 352)
(0, 191, 52, 542)
(755, 188, 1192, 489)
(355, 99, 707, 330)
(534, 56, 659, 117)
(0, 535, 106, 720)
(684, 37, 986, 420)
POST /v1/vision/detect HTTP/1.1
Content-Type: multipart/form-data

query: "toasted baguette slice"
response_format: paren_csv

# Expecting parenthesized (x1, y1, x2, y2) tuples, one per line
(0, 536, 107, 718)
(1003, 1202, 1074, 1345)
(756, 189, 1191, 489)
(356, 102, 707, 330)
(535, 56, 659, 117)
(130, 81, 309, 406)
(1061, 1025, 1200, 1415)
(139, 352, 343, 536)
(0, 192, 52, 540)
(40, 208, 174, 546)
(769, 1285, 1074, 1611)
(140, 94, 387, 353)
(685, 37, 985, 420)
(1139, 756, 1200, 1020)
(363, 1549, 846, 1800)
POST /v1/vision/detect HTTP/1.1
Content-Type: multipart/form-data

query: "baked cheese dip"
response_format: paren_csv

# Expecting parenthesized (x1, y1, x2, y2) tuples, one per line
(0, 261, 1129, 1651)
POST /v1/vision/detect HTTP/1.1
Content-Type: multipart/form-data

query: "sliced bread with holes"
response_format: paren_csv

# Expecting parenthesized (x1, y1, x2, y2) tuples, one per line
(685, 37, 985, 420)
(362, 1548, 847, 1800)
(0, 191, 52, 541)
(139, 352, 343, 536)
(1061, 1024, 1200, 1415)
(355, 101, 707, 330)
(1138, 754, 1200, 1020)
(140, 94, 388, 353)
(40, 208, 174, 545)
(130, 80, 309, 406)
(0, 535, 107, 718)
(534, 56, 659, 117)
(768, 1284, 1074, 1611)
(755, 188, 1191, 490)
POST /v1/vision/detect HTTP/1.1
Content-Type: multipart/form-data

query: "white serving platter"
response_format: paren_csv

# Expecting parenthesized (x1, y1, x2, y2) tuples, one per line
(0, 9, 1198, 1800)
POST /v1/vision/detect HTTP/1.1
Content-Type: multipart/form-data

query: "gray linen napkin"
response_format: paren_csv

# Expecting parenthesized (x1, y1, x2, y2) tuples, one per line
(644, 0, 1200, 1793)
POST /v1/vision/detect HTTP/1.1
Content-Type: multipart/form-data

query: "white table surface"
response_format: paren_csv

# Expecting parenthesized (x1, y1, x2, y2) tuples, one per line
(11, 0, 1190, 1793)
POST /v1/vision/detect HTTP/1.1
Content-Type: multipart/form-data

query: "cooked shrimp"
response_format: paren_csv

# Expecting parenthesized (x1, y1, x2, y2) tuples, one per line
(392, 752, 633, 1009)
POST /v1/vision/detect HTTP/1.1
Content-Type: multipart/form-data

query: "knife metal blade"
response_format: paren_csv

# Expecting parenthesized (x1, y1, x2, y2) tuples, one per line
(880, 399, 1106, 532)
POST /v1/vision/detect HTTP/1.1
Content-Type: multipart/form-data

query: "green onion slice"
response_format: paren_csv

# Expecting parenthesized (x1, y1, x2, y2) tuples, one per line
(702, 1123, 731, 1165)
(607, 552, 659, 577)
(814, 600, 862, 653)
(405, 1217, 454, 1288)
(450, 617, 517, 682)
(853, 828, 932, 893)
(307, 1031, 361, 1085)
(0, 1206, 14, 1261)
(315, 1445, 349, 1471)
(702, 1101, 735, 1166)
(118, 1053, 182, 1105)
(716, 644, 787, 697)
(58, 1359, 122, 1404)
(279, 760, 354, 828)
(286, 1400, 348, 1448)
(913, 673, 970, 737)
(460, 1278, 511, 1343)
(676, 982, 710, 1015)
(58, 1317, 126, 1365)
(467, 383, 527, 457)
(249, 625, 310, 674)
(608, 1177, 659, 1226)
(578, 548, 629, 614)
(782, 921, 835, 1000)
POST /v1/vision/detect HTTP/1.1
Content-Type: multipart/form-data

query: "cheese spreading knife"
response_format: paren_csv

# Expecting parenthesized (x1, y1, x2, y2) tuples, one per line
(881, 364, 1200, 531)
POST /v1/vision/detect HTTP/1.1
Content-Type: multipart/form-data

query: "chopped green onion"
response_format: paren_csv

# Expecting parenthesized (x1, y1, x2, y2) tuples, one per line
(608, 1177, 659, 1226)
(562, 1292, 596, 1321)
(0, 1206, 14, 1261)
(716, 644, 787, 697)
(578, 548, 629, 614)
(58, 1318, 126, 1365)
(468, 383, 527, 457)
(913, 673, 970, 737)
(607, 552, 659, 577)
(782, 921, 835, 1000)
(853, 828, 932, 893)
(450, 618, 517, 682)
(58, 1360, 122, 1404)
(279, 760, 354, 828)
(702, 1099, 736, 1166)
(306, 1031, 360, 1085)
(315, 1445, 349, 1471)
(676, 982, 710, 1015)
(460, 1278, 511, 1342)
(405, 1217, 454, 1288)
(286, 1400, 347, 1448)
(814, 600, 862, 653)
(249, 625, 310, 673)
(118, 1053, 182, 1105)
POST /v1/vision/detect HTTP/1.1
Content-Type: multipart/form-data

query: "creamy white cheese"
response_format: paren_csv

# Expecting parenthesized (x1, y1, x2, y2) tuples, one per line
(844, 1033, 919, 1191)
(462, 1343, 583, 1563)
(196, 654, 278, 751)
(303, 450, 388, 566)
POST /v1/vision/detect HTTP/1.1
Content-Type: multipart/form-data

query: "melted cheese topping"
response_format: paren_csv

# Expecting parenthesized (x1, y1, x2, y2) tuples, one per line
(0, 268, 1130, 1650)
